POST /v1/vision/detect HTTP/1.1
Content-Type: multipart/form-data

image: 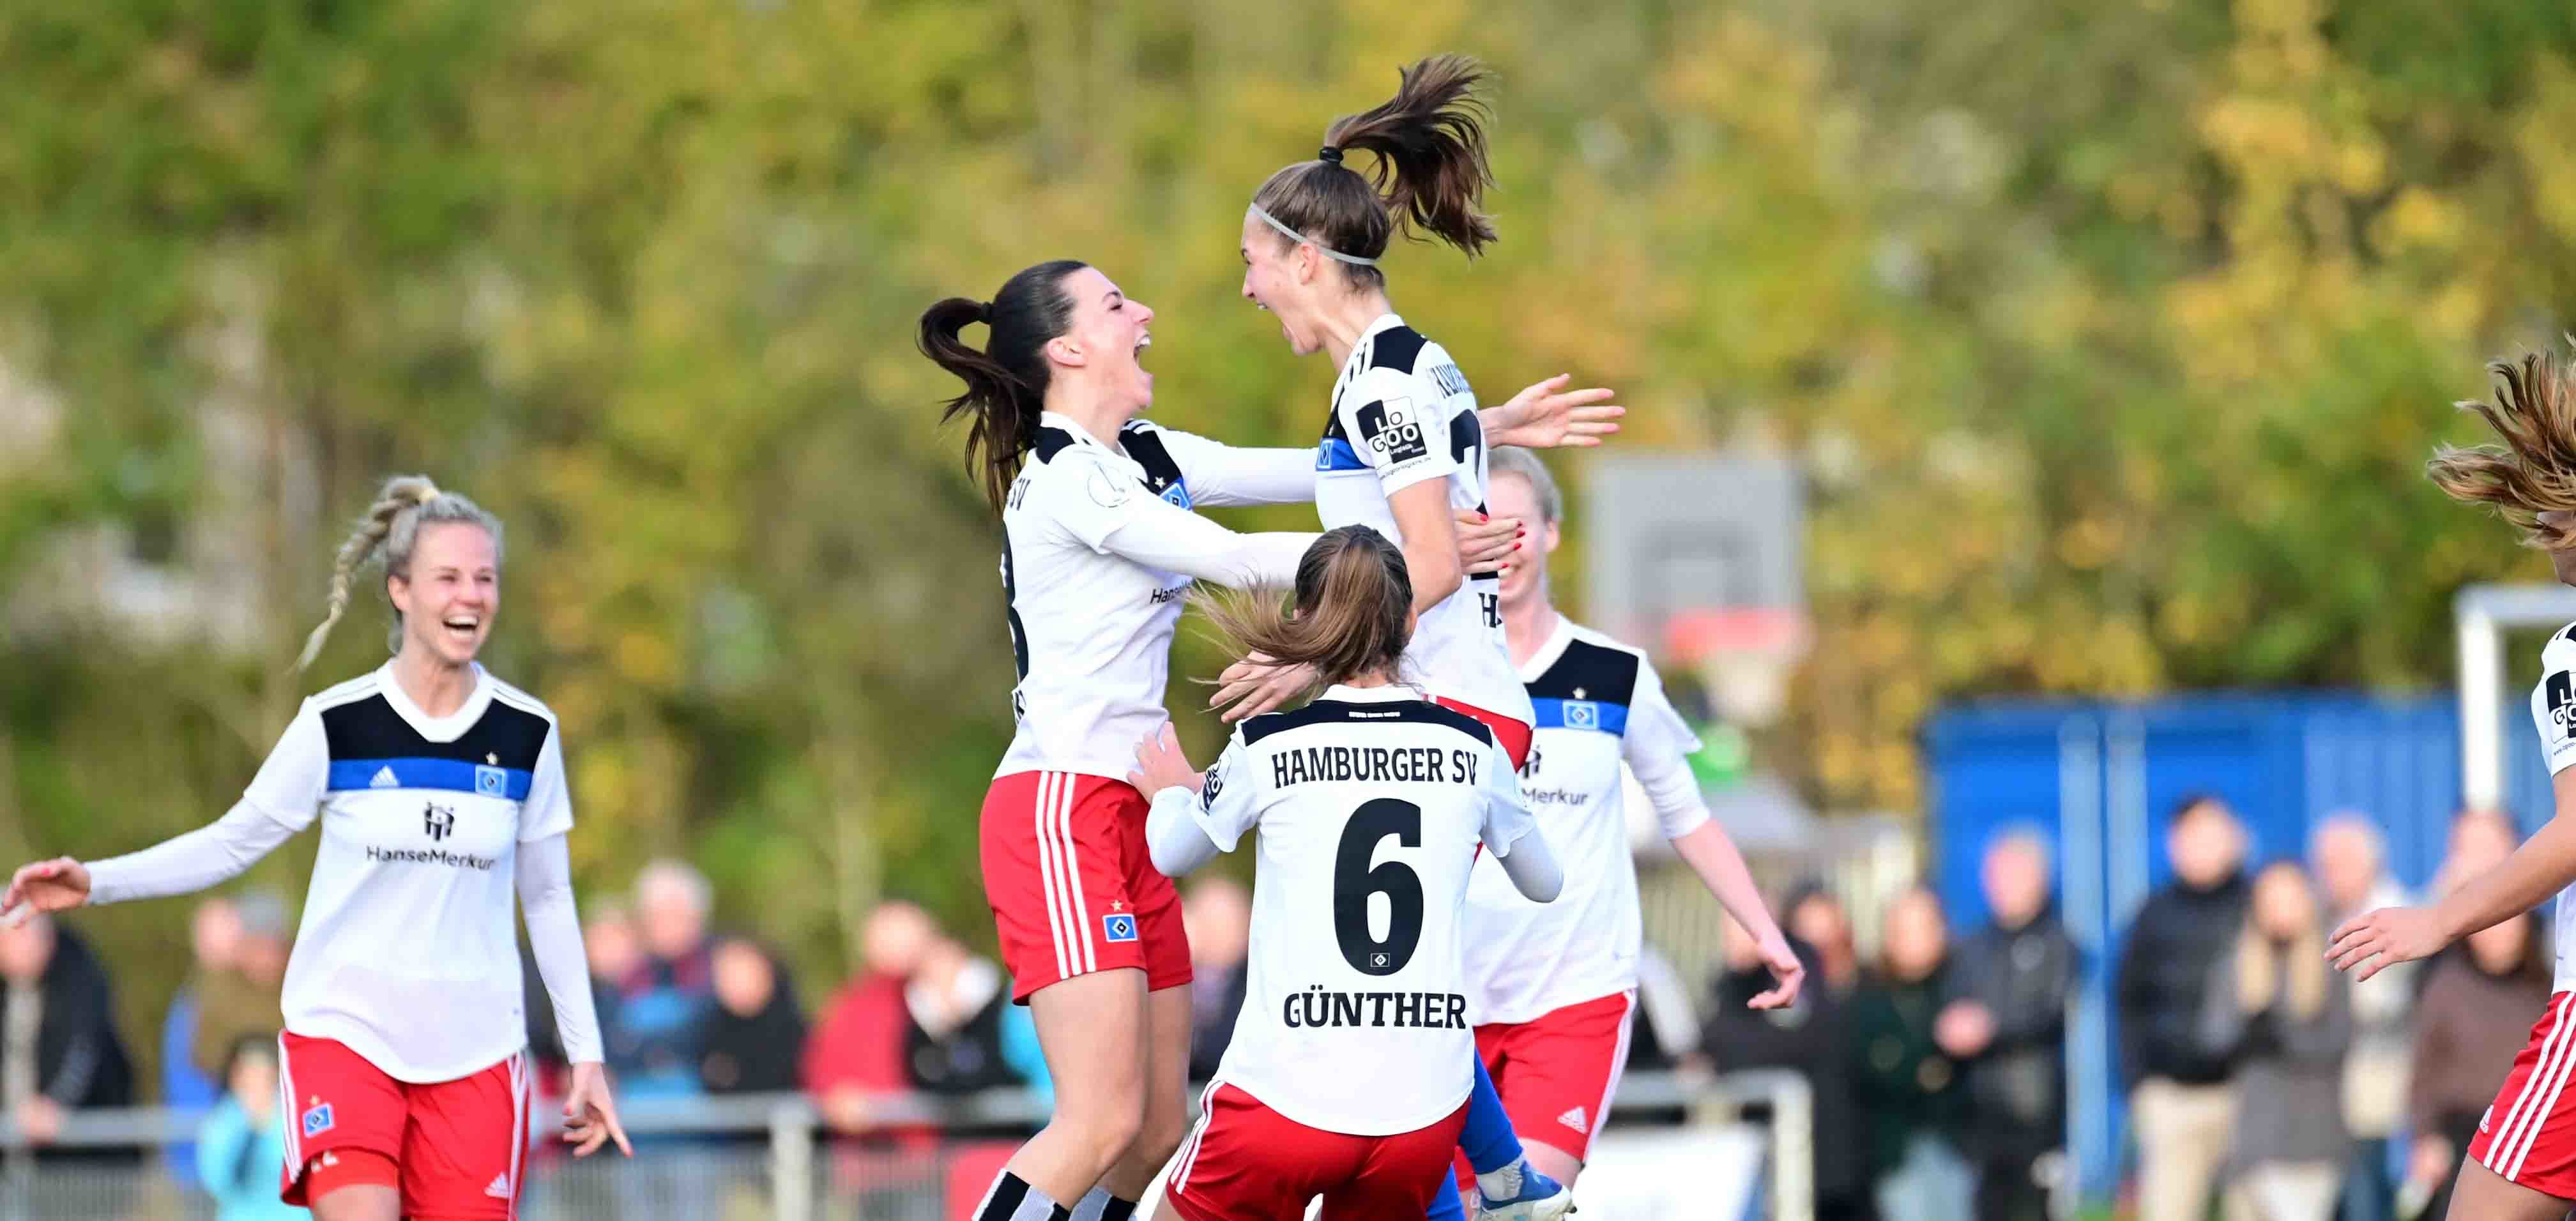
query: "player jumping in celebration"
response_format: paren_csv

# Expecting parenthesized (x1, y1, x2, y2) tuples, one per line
(1132, 525, 1565, 1220)
(1219, 54, 1583, 1220)
(922, 263, 1614, 1221)
(2329, 348, 2576, 1220)
(1460, 449, 1804, 1188)
(1, 477, 627, 1221)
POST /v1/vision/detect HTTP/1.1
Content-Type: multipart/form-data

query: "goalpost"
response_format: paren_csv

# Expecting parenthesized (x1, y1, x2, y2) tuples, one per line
(2456, 583, 2576, 810)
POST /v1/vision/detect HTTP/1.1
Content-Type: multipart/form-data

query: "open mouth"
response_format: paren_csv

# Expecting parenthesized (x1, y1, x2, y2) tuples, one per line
(441, 614, 481, 644)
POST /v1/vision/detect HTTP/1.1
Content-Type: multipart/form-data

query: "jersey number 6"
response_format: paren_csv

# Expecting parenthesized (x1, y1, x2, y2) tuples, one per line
(1332, 798, 1426, 977)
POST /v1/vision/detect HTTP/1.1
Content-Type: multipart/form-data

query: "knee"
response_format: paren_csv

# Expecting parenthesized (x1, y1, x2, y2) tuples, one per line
(1131, 1099, 1188, 1169)
(1063, 1087, 1148, 1169)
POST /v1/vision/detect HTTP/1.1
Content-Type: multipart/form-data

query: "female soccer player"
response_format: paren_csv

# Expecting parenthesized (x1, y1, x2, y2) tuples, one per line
(2329, 349, 2576, 1220)
(1460, 449, 1804, 1188)
(1132, 525, 1564, 1219)
(922, 262, 1614, 1221)
(1217, 54, 1536, 772)
(1217, 54, 1593, 1220)
(1, 476, 625, 1221)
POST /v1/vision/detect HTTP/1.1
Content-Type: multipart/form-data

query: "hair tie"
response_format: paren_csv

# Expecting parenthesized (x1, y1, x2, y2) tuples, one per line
(1318, 146, 1344, 165)
(976, 300, 995, 324)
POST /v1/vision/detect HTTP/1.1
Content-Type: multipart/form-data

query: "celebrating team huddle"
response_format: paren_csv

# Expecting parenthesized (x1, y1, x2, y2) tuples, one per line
(925, 54, 1798, 1221)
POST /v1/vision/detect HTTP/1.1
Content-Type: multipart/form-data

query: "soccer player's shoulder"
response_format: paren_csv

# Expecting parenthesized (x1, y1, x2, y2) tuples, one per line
(308, 669, 386, 712)
(1016, 430, 1124, 507)
(1551, 622, 1649, 694)
(484, 672, 561, 729)
(1564, 621, 1652, 662)
(1364, 324, 1431, 375)
(2545, 621, 2576, 676)
(1410, 698, 1496, 749)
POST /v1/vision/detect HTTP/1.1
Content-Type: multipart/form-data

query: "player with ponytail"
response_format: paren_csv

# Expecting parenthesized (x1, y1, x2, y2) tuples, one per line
(2332, 349, 2576, 1220)
(5, 476, 625, 1221)
(1131, 527, 1564, 1220)
(1219, 54, 1587, 1220)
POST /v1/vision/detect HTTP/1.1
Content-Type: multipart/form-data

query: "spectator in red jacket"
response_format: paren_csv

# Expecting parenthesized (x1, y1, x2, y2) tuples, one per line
(805, 900, 935, 1141)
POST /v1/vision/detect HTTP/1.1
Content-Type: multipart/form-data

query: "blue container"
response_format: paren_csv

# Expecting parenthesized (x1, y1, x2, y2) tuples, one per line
(1926, 692, 2473, 1201)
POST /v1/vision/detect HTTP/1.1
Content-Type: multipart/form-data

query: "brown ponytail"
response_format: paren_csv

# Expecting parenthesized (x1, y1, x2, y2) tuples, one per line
(2428, 346, 2576, 550)
(919, 260, 1088, 513)
(1250, 55, 1498, 287)
(1197, 526, 1414, 691)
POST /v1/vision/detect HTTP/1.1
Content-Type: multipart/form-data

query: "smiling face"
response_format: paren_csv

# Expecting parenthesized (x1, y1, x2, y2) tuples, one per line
(1240, 211, 1332, 357)
(388, 521, 498, 666)
(1048, 265, 1155, 416)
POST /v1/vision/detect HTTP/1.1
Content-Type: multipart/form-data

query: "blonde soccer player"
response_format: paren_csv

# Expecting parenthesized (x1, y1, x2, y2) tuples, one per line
(3, 477, 626, 1221)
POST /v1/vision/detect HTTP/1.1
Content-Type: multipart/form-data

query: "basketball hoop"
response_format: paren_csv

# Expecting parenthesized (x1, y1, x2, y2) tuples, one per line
(1666, 607, 1810, 728)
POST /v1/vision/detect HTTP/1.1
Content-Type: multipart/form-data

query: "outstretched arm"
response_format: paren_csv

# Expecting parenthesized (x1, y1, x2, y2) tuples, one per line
(8, 700, 328, 921)
(2332, 768, 2576, 978)
(4, 801, 300, 920)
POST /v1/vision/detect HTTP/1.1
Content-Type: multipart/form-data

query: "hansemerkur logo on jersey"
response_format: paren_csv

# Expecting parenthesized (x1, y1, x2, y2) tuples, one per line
(423, 802, 455, 842)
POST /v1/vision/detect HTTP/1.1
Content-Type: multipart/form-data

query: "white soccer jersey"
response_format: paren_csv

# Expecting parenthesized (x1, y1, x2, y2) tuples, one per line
(2529, 625, 2576, 992)
(995, 413, 1315, 781)
(1465, 620, 1711, 1024)
(1313, 315, 1532, 725)
(224, 664, 566, 1082)
(1177, 684, 1537, 1135)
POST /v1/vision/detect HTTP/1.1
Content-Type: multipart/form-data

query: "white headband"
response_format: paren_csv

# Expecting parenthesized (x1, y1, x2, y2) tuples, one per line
(1248, 202, 1379, 266)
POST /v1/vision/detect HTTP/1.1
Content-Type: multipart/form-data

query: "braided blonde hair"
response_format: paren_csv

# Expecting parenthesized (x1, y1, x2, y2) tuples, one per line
(294, 475, 505, 672)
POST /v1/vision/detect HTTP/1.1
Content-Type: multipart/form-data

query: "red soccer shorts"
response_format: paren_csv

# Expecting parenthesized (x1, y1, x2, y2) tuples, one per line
(982, 770, 1191, 1002)
(2471, 992, 2576, 1197)
(1164, 1083, 1469, 1220)
(1432, 697, 1533, 772)
(1459, 989, 1636, 1181)
(277, 1033, 529, 1218)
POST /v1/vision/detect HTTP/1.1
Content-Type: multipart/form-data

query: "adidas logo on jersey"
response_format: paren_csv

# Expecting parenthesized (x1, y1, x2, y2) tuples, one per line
(485, 1172, 512, 1199)
(370, 766, 399, 789)
(1557, 1105, 1589, 1135)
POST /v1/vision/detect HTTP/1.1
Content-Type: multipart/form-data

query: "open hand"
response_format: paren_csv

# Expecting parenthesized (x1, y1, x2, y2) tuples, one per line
(1128, 722, 1204, 798)
(1, 858, 91, 927)
(1210, 653, 1318, 723)
(1482, 374, 1625, 450)
(2327, 905, 2450, 982)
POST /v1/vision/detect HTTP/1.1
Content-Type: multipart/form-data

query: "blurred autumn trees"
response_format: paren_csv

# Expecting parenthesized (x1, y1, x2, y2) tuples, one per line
(4, 0, 2576, 1026)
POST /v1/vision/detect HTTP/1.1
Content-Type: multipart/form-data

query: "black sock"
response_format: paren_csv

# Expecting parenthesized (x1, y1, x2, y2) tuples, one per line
(1068, 1186, 1139, 1221)
(975, 1171, 1068, 1221)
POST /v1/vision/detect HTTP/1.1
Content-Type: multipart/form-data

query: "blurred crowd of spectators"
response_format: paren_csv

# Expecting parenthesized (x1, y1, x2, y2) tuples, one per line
(1674, 798, 2542, 1221)
(0, 803, 2549, 1220)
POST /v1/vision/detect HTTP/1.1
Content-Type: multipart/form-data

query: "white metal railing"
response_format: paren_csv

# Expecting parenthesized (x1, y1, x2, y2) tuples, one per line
(0, 1069, 1817, 1221)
